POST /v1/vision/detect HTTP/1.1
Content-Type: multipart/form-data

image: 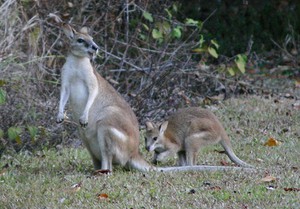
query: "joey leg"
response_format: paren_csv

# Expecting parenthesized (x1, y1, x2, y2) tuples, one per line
(185, 150, 197, 166)
(156, 150, 174, 162)
(178, 151, 187, 166)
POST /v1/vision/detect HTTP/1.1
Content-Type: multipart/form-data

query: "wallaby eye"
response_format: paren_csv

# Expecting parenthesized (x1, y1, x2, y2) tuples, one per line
(77, 38, 84, 43)
(153, 137, 157, 141)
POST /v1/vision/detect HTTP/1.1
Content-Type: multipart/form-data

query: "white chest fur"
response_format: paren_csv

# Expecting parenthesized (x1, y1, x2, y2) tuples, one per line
(61, 55, 97, 119)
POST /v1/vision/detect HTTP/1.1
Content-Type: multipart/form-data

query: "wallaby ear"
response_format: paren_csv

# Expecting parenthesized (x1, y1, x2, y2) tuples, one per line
(159, 121, 168, 134)
(79, 26, 89, 34)
(145, 122, 154, 131)
(62, 24, 76, 40)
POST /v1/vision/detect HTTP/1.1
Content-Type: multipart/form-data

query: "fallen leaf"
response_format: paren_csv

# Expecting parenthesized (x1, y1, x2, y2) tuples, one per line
(220, 160, 230, 166)
(178, 91, 190, 104)
(188, 189, 196, 194)
(214, 149, 226, 154)
(284, 188, 300, 192)
(259, 175, 277, 183)
(295, 80, 300, 88)
(66, 182, 82, 193)
(0, 168, 7, 176)
(264, 137, 281, 147)
(209, 186, 222, 191)
(0, 163, 9, 176)
(266, 185, 276, 191)
(93, 169, 111, 176)
(281, 128, 289, 133)
(97, 193, 109, 201)
(284, 93, 294, 99)
(292, 101, 300, 110)
(203, 181, 211, 186)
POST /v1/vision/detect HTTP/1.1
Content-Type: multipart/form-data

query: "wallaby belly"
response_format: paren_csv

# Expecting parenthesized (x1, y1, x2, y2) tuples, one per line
(69, 80, 88, 120)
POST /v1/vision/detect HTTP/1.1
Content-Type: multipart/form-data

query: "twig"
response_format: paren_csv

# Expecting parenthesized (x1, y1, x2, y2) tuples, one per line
(271, 38, 294, 59)
(98, 47, 143, 71)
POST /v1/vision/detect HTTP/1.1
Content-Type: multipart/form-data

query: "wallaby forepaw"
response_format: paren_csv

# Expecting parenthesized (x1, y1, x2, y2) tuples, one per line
(56, 114, 64, 124)
(56, 118, 64, 123)
(79, 115, 88, 128)
(80, 121, 88, 128)
(79, 119, 88, 127)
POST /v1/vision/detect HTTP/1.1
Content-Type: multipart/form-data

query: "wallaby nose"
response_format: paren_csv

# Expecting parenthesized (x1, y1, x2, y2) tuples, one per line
(92, 44, 99, 51)
(146, 146, 150, 152)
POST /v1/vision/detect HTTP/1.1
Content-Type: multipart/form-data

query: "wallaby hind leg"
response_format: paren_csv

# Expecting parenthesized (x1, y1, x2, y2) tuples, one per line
(97, 128, 113, 171)
(80, 133, 102, 170)
(184, 133, 204, 166)
(91, 156, 102, 170)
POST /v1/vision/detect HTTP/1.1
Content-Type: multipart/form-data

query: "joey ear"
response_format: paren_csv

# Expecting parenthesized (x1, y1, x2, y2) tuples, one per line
(145, 122, 154, 131)
(159, 121, 168, 134)
(62, 24, 76, 40)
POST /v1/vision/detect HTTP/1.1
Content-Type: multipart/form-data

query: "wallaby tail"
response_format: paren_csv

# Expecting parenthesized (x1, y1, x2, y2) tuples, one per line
(220, 139, 254, 168)
(157, 165, 255, 172)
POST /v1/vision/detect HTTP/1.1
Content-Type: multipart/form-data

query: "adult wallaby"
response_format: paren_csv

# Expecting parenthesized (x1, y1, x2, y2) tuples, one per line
(53, 14, 253, 172)
(145, 107, 253, 168)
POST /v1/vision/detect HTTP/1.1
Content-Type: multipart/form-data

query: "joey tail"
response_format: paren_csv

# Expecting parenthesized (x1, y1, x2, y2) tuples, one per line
(157, 165, 255, 172)
(220, 140, 254, 168)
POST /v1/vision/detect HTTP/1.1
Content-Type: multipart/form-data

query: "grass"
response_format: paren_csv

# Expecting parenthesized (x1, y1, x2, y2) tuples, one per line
(1, 96, 300, 208)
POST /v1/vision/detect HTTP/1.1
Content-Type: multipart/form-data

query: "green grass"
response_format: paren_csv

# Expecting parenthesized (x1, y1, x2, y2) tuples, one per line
(1, 96, 300, 208)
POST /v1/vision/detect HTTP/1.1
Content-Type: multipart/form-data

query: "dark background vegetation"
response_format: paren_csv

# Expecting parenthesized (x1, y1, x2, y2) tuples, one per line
(0, 0, 299, 154)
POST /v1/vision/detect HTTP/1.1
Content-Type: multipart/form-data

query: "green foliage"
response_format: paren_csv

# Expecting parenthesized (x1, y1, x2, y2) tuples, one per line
(142, 11, 153, 22)
(141, 4, 184, 43)
(0, 129, 4, 138)
(171, 26, 182, 39)
(8, 126, 23, 145)
(141, 6, 250, 76)
(185, 16, 220, 59)
(178, 1, 300, 55)
(185, 18, 203, 30)
(152, 28, 163, 40)
(235, 54, 247, 74)
(0, 88, 6, 105)
(207, 46, 218, 58)
(0, 80, 6, 105)
(225, 54, 248, 76)
(27, 125, 39, 141)
(192, 35, 220, 59)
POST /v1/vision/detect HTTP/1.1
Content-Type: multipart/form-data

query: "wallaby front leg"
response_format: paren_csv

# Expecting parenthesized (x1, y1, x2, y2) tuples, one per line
(152, 151, 160, 165)
(79, 86, 98, 127)
(57, 85, 70, 123)
(156, 150, 175, 162)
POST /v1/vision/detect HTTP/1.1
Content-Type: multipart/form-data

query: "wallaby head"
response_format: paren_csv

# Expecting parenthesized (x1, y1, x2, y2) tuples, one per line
(145, 122, 160, 151)
(145, 121, 169, 152)
(62, 24, 99, 58)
